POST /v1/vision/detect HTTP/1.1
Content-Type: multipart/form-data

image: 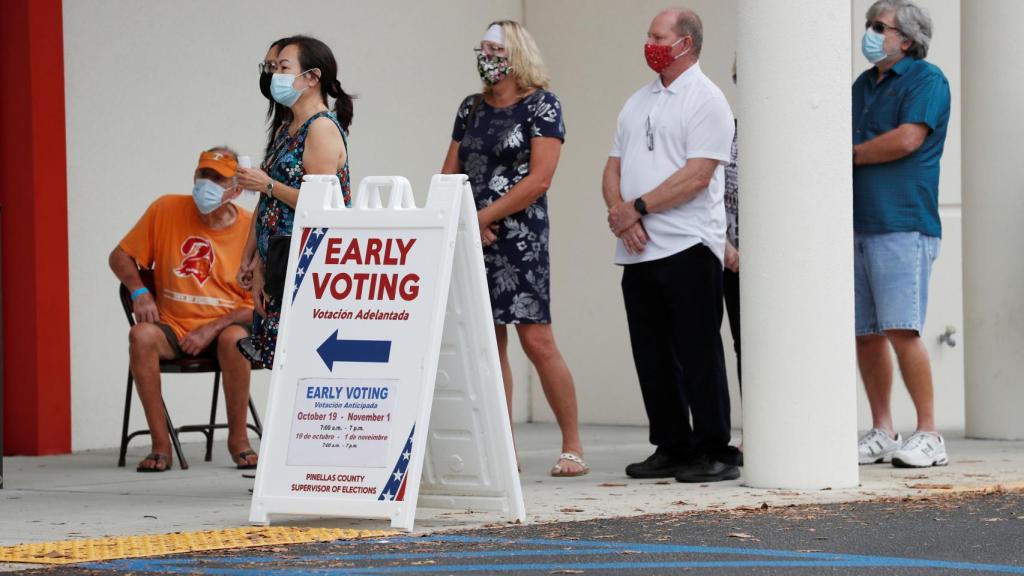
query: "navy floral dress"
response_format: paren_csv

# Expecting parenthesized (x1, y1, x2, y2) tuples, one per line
(250, 111, 350, 367)
(452, 89, 565, 324)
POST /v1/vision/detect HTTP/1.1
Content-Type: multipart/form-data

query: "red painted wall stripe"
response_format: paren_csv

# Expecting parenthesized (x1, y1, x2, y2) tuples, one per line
(1, 0, 72, 455)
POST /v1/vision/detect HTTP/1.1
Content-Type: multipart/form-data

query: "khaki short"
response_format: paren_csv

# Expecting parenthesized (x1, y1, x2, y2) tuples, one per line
(156, 322, 252, 360)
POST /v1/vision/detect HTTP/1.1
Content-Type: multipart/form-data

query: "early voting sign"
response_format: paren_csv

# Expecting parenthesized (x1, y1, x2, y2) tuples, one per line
(250, 174, 525, 531)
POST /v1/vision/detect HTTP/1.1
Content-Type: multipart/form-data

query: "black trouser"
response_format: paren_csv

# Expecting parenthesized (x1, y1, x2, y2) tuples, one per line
(622, 244, 736, 464)
(723, 268, 741, 390)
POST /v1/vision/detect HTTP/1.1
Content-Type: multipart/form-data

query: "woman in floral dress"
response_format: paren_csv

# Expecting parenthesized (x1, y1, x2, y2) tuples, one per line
(441, 21, 587, 477)
(236, 35, 353, 368)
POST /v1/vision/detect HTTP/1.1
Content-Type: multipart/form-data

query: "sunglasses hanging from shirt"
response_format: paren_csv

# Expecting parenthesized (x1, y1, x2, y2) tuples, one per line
(645, 91, 670, 152)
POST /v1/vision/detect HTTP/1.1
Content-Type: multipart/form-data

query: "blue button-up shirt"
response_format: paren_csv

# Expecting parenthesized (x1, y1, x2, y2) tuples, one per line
(852, 57, 950, 238)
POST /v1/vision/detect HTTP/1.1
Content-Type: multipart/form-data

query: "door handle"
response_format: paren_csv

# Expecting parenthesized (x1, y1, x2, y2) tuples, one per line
(938, 325, 957, 348)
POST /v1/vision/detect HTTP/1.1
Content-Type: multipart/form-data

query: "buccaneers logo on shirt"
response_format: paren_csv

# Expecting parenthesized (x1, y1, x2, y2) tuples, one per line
(175, 236, 215, 285)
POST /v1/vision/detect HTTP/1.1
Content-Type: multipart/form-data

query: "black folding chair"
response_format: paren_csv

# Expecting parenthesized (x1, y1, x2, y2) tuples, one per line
(117, 269, 262, 469)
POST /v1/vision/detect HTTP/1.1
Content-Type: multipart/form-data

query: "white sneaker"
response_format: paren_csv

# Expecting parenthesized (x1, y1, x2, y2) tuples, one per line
(892, 431, 948, 468)
(858, 428, 902, 465)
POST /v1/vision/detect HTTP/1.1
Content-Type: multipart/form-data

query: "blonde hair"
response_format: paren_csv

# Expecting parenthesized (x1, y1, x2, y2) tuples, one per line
(485, 20, 550, 93)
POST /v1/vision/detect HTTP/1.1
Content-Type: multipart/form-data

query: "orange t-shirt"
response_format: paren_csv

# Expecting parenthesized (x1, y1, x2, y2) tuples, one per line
(119, 195, 254, 340)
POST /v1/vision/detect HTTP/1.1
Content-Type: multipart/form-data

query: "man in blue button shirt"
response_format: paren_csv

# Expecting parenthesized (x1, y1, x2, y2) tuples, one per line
(851, 0, 950, 469)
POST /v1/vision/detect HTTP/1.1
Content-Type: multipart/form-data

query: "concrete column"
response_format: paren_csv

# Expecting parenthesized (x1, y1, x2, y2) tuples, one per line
(962, 0, 1024, 440)
(737, 0, 858, 488)
(0, 0, 71, 456)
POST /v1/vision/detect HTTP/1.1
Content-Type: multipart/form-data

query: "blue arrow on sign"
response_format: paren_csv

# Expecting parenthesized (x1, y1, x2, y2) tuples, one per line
(316, 329, 392, 369)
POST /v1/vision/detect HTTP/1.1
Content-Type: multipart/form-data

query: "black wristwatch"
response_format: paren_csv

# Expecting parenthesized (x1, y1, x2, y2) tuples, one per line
(633, 197, 649, 216)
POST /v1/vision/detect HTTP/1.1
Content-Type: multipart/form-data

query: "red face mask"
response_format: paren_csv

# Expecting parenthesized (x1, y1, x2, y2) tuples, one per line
(644, 37, 686, 73)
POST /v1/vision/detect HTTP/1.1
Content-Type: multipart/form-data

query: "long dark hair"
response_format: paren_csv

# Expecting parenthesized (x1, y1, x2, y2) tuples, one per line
(264, 37, 293, 160)
(280, 35, 354, 132)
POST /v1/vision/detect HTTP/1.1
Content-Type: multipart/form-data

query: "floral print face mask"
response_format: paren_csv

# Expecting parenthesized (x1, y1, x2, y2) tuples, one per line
(477, 52, 511, 86)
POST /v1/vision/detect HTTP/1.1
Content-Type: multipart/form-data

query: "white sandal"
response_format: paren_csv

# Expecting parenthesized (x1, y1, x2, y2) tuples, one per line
(551, 452, 590, 477)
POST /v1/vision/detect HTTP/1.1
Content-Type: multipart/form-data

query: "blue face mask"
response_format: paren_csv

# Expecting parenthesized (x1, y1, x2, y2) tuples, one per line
(861, 29, 888, 64)
(270, 71, 312, 107)
(192, 178, 228, 214)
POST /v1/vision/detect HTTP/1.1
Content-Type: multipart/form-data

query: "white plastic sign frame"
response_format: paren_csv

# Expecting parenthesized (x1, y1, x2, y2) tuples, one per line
(249, 174, 524, 531)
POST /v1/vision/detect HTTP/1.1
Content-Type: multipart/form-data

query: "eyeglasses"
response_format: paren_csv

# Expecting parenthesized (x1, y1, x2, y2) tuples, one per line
(866, 20, 903, 35)
(646, 116, 654, 151)
(258, 61, 279, 74)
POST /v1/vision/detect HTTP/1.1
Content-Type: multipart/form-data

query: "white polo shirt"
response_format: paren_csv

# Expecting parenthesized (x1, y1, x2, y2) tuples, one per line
(610, 62, 735, 265)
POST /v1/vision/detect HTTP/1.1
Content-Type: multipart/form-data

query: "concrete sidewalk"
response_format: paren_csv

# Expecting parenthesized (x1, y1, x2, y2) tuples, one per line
(1, 424, 1022, 568)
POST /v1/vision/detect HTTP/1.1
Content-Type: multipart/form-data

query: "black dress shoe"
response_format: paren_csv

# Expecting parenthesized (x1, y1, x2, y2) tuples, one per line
(675, 458, 740, 483)
(625, 451, 689, 478)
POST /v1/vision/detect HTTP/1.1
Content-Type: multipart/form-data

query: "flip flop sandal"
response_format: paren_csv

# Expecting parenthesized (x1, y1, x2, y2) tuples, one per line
(136, 453, 172, 473)
(234, 449, 259, 470)
(551, 452, 590, 477)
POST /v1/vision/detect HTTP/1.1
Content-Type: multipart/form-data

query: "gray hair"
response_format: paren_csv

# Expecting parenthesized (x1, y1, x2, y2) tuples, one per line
(674, 9, 704, 58)
(867, 0, 932, 59)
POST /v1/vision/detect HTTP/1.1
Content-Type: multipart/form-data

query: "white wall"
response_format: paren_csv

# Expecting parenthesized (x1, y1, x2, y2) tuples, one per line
(523, 0, 741, 428)
(962, 0, 1024, 440)
(524, 0, 964, 435)
(64, 0, 522, 451)
(64, 0, 967, 451)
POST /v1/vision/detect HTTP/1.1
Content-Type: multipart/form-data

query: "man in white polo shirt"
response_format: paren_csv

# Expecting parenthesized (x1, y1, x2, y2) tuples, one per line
(603, 7, 738, 483)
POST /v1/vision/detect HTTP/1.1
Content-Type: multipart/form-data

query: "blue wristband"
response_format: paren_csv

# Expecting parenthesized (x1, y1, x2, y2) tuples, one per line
(130, 287, 150, 300)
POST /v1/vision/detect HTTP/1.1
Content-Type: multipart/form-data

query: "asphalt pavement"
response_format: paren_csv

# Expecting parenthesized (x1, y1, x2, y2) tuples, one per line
(23, 488, 1024, 575)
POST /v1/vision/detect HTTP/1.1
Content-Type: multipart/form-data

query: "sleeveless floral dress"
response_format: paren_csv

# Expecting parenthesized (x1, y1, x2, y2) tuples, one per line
(451, 89, 565, 324)
(249, 110, 350, 367)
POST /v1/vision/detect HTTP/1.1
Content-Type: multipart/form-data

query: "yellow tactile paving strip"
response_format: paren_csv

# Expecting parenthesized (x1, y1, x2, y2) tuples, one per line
(0, 527, 397, 565)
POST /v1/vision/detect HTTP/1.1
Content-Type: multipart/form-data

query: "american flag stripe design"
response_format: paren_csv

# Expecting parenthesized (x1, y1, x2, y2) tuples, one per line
(378, 425, 415, 501)
(291, 227, 329, 303)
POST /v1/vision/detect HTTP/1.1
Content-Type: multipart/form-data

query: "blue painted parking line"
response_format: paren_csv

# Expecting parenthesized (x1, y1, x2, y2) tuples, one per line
(78, 534, 1024, 574)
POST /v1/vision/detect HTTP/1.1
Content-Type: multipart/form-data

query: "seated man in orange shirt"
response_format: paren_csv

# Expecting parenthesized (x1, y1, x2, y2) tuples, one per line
(109, 147, 257, 472)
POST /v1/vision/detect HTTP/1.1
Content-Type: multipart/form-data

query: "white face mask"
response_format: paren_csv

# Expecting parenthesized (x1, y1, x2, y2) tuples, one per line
(861, 29, 889, 64)
(270, 70, 313, 107)
(192, 178, 228, 214)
